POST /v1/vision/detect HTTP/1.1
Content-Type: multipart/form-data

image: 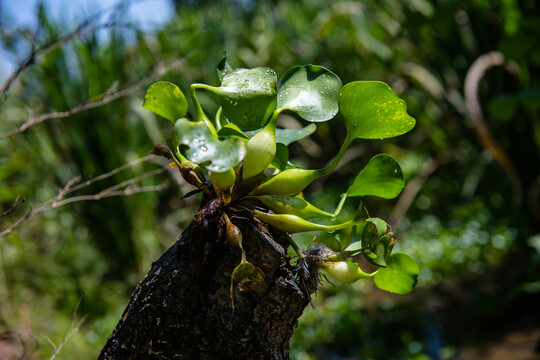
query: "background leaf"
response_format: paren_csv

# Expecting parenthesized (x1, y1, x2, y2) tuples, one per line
(339, 81, 415, 139)
(347, 154, 404, 199)
(174, 118, 245, 172)
(142, 81, 188, 123)
(277, 65, 342, 122)
(373, 252, 419, 294)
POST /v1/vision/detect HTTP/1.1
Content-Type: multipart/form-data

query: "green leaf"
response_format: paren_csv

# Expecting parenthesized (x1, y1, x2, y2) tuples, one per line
(174, 118, 245, 172)
(219, 67, 278, 131)
(339, 81, 415, 139)
(231, 260, 265, 292)
(275, 123, 317, 145)
(142, 81, 187, 123)
(277, 65, 342, 122)
(373, 253, 419, 294)
(217, 124, 249, 140)
(271, 143, 289, 171)
(368, 234, 395, 267)
(347, 154, 404, 199)
(247, 123, 316, 145)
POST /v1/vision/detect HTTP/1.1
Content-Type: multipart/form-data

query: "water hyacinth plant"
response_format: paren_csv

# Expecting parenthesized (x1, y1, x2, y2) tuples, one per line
(143, 52, 419, 297)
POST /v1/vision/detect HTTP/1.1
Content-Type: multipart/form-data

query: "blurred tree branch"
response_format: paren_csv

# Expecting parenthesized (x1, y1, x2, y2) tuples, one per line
(0, 55, 189, 140)
(464, 51, 523, 205)
(0, 196, 26, 218)
(0, 1, 129, 100)
(0, 155, 171, 238)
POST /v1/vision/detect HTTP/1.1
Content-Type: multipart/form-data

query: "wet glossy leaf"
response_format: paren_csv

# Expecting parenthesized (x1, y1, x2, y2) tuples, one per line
(277, 65, 342, 122)
(374, 252, 419, 294)
(174, 118, 245, 172)
(143, 81, 187, 123)
(219, 67, 278, 131)
(339, 81, 415, 139)
(347, 154, 404, 199)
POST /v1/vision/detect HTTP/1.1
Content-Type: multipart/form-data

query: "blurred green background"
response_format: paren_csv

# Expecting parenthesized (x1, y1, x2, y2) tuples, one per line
(1, 0, 539, 359)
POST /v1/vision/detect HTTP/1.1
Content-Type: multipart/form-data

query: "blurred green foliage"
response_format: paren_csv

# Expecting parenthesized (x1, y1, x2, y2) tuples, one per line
(0, 0, 539, 359)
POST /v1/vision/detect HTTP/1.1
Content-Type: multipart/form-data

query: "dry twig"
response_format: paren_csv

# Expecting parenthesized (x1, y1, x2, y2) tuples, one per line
(0, 156, 170, 238)
(45, 294, 88, 360)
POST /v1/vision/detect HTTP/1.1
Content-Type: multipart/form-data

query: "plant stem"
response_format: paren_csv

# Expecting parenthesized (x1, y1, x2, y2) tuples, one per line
(320, 134, 353, 176)
(332, 192, 348, 219)
(286, 236, 305, 259)
(190, 84, 218, 138)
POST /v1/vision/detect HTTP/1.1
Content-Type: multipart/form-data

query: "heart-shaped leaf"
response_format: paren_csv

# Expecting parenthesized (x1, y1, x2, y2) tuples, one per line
(174, 118, 245, 172)
(373, 252, 419, 294)
(219, 67, 278, 131)
(143, 81, 187, 123)
(347, 154, 404, 199)
(277, 65, 342, 122)
(339, 81, 415, 139)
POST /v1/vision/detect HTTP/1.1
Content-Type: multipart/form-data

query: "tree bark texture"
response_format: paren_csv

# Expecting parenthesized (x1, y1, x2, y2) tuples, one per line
(98, 198, 312, 359)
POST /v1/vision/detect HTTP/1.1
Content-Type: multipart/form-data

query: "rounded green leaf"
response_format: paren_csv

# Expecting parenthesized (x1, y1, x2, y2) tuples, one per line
(347, 154, 404, 199)
(277, 65, 342, 122)
(339, 81, 415, 139)
(174, 118, 245, 172)
(373, 252, 419, 294)
(219, 67, 278, 131)
(142, 81, 187, 123)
